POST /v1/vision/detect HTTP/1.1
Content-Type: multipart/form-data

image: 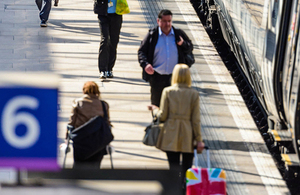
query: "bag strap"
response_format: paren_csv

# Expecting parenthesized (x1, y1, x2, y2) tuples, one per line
(101, 101, 108, 119)
(151, 110, 160, 125)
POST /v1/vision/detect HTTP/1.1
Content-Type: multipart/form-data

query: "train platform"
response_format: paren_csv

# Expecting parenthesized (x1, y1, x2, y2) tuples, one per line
(0, 0, 291, 194)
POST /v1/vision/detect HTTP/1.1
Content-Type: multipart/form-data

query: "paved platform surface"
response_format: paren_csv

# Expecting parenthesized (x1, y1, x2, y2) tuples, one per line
(0, 0, 291, 194)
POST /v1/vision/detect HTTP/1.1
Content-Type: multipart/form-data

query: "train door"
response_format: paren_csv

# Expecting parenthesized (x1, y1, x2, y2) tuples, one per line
(260, 0, 280, 123)
(282, 0, 299, 121)
(282, 0, 300, 159)
(291, 49, 300, 160)
(261, 0, 291, 126)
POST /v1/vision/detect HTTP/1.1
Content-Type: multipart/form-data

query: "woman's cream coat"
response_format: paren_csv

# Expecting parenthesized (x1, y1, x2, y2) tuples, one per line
(155, 83, 202, 153)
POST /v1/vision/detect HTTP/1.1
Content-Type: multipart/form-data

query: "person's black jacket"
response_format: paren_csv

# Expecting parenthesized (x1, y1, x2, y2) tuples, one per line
(93, 0, 108, 15)
(138, 26, 193, 81)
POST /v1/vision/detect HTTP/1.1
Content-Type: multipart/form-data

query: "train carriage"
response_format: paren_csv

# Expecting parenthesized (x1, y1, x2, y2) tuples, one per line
(196, 0, 300, 172)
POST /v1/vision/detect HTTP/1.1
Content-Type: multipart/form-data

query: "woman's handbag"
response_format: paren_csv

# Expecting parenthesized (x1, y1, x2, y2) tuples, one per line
(142, 112, 162, 146)
(70, 101, 114, 161)
(115, 0, 130, 15)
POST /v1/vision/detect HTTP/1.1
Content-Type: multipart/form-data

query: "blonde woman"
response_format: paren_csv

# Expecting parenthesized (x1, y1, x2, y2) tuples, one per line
(148, 64, 205, 192)
(66, 81, 111, 169)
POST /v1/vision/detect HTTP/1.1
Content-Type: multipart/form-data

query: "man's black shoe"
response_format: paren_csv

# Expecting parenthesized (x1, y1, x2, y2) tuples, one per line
(40, 20, 47, 27)
(106, 71, 113, 78)
(54, 0, 59, 6)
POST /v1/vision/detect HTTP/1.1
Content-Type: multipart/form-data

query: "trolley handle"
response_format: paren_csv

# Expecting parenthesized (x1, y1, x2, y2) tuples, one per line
(194, 146, 210, 169)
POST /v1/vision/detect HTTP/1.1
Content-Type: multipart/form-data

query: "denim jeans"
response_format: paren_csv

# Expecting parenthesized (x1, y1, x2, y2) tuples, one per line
(98, 13, 123, 72)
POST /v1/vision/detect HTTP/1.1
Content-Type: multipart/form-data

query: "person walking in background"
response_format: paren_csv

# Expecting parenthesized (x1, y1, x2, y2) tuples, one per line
(148, 64, 205, 194)
(66, 81, 111, 169)
(94, 0, 123, 79)
(138, 9, 194, 107)
(35, 0, 58, 27)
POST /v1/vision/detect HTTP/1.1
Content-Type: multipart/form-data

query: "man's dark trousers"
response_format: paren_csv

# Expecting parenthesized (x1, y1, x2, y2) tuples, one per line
(149, 71, 172, 107)
(98, 13, 122, 72)
(36, 0, 51, 22)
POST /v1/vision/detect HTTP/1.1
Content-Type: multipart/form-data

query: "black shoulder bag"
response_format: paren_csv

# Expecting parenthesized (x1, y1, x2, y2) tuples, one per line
(70, 101, 114, 161)
(184, 51, 195, 67)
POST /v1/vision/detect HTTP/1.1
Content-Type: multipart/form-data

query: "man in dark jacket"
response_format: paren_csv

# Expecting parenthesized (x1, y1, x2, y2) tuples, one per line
(94, 0, 123, 79)
(138, 9, 193, 107)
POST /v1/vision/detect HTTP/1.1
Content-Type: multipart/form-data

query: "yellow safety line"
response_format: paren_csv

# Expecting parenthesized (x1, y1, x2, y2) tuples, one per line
(271, 130, 281, 141)
(281, 154, 292, 166)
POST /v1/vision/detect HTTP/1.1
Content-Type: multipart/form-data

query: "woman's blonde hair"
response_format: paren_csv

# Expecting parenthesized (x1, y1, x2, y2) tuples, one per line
(82, 81, 100, 96)
(171, 64, 192, 87)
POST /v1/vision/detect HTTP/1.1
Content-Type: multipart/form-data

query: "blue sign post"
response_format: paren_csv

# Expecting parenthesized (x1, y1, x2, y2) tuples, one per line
(0, 73, 59, 171)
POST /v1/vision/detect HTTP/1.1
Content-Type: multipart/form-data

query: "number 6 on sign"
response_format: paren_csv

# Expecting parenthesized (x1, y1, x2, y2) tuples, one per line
(0, 72, 59, 170)
(1, 96, 40, 149)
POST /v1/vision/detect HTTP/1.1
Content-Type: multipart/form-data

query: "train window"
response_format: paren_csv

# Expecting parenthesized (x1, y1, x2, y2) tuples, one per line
(266, 30, 276, 61)
(272, 0, 279, 27)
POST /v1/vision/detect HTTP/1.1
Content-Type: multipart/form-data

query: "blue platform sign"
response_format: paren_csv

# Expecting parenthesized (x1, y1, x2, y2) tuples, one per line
(0, 72, 59, 171)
